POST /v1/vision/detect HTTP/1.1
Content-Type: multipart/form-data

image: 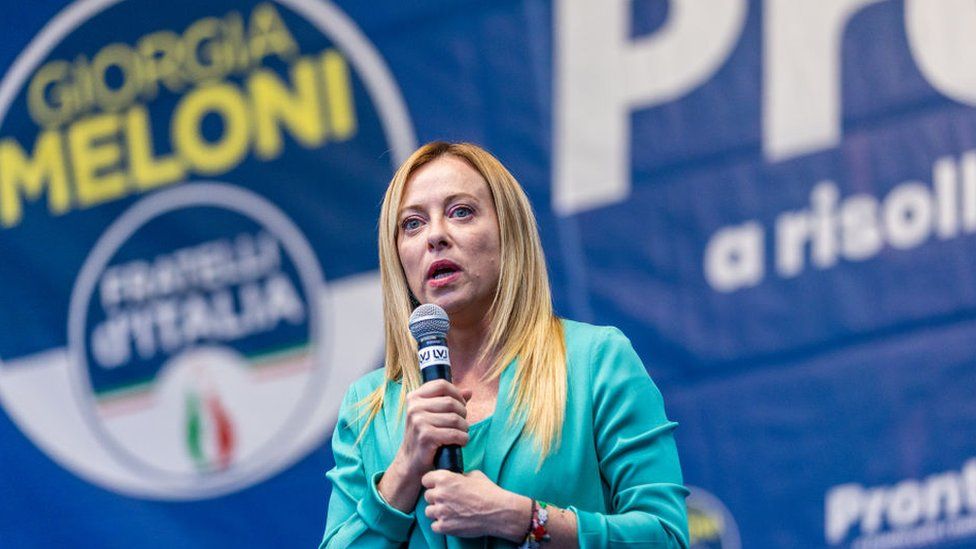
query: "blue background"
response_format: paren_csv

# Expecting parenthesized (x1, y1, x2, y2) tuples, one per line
(2, 0, 975, 547)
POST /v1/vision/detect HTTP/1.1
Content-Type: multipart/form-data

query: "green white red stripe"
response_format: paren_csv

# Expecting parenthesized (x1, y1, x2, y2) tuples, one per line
(184, 388, 236, 471)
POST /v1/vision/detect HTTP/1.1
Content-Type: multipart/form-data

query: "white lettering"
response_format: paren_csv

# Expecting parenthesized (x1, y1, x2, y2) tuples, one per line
(775, 209, 812, 278)
(811, 181, 840, 268)
(90, 274, 305, 368)
(839, 194, 883, 261)
(887, 480, 923, 529)
(418, 344, 450, 369)
(882, 182, 932, 250)
(906, 0, 976, 108)
(825, 459, 976, 545)
(827, 484, 866, 544)
(925, 472, 963, 521)
(703, 221, 764, 292)
(707, 151, 976, 291)
(99, 231, 280, 309)
(554, 0, 745, 214)
(763, 0, 883, 161)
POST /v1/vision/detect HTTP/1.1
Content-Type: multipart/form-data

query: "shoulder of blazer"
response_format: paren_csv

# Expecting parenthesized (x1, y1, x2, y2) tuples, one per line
(347, 367, 390, 401)
(341, 367, 400, 427)
(559, 318, 629, 380)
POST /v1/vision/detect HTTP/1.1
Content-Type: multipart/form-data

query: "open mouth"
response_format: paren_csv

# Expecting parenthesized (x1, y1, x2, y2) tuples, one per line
(427, 260, 461, 281)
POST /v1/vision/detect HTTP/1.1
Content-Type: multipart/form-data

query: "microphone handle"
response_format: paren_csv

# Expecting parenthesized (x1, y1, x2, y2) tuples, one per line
(434, 444, 463, 473)
(418, 345, 464, 473)
(420, 363, 452, 383)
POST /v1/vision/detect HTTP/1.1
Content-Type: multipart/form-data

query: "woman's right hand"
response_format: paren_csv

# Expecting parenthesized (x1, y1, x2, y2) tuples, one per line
(398, 379, 472, 477)
(378, 380, 471, 512)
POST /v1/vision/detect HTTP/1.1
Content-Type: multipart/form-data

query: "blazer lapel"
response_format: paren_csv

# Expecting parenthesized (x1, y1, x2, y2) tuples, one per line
(484, 359, 527, 482)
(376, 367, 525, 548)
(376, 382, 449, 548)
(381, 380, 404, 459)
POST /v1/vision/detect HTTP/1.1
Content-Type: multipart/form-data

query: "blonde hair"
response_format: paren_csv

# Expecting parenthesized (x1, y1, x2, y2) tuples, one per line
(358, 141, 566, 458)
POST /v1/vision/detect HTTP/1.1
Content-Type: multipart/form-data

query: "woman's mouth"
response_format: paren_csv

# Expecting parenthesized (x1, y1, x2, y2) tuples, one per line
(426, 260, 462, 287)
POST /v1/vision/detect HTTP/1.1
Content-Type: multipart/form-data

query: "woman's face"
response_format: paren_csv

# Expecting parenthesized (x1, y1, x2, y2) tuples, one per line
(396, 155, 501, 322)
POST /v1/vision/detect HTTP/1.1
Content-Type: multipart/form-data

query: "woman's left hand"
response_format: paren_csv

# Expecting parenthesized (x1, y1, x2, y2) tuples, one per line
(421, 470, 531, 541)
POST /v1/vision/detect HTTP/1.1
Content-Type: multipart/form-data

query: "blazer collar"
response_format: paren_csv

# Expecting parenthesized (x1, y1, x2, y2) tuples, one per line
(484, 357, 526, 482)
(382, 359, 526, 480)
(383, 361, 524, 548)
(382, 380, 404, 455)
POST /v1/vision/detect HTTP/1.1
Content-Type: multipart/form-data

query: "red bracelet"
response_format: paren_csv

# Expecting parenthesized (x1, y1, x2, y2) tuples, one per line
(519, 499, 551, 548)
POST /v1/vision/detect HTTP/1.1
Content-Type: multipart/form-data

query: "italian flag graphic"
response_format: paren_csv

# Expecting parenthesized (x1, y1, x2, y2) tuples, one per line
(185, 388, 236, 471)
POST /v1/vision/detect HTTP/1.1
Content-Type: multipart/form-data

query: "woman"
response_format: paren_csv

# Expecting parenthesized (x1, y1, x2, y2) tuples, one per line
(321, 142, 688, 548)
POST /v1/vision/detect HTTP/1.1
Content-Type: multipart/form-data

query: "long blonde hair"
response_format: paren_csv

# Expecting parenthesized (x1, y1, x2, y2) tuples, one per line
(358, 141, 566, 457)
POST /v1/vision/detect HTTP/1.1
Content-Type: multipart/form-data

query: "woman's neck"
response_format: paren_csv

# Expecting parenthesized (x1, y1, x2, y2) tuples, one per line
(446, 314, 492, 383)
(445, 310, 499, 423)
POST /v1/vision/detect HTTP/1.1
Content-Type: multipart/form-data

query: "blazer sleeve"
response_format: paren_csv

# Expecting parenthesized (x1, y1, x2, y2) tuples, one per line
(569, 327, 690, 549)
(320, 382, 416, 548)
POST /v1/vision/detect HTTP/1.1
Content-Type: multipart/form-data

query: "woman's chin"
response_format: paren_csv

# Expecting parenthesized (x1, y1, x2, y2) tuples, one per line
(419, 293, 464, 315)
(424, 296, 462, 314)
(437, 301, 496, 328)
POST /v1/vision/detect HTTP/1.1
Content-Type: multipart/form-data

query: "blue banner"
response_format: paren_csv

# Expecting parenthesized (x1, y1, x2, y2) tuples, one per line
(2, 1, 975, 547)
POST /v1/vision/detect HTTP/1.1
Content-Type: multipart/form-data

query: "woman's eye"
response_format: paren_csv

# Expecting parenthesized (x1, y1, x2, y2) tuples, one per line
(451, 206, 473, 219)
(402, 218, 422, 231)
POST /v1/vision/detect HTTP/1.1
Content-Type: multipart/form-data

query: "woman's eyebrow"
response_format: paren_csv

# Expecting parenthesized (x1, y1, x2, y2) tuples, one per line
(397, 193, 480, 217)
(442, 192, 479, 205)
(397, 204, 423, 218)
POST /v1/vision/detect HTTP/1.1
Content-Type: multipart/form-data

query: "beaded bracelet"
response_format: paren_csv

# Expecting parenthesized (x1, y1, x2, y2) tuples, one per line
(518, 499, 551, 549)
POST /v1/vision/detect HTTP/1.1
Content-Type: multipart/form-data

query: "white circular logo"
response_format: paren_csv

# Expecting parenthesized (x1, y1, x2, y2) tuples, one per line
(0, 0, 413, 499)
(67, 183, 326, 497)
(687, 485, 742, 549)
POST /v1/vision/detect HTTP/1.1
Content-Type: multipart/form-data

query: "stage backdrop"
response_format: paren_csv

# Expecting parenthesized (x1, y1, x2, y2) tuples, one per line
(2, 1, 975, 547)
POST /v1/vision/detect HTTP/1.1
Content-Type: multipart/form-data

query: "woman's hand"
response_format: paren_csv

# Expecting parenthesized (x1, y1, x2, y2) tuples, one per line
(398, 379, 472, 477)
(378, 380, 472, 512)
(422, 470, 532, 541)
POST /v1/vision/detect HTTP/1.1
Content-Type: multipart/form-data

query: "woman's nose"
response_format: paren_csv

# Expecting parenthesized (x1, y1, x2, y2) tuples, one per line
(426, 216, 450, 250)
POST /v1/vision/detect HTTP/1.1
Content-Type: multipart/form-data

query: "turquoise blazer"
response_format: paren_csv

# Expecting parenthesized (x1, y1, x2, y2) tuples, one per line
(321, 320, 689, 548)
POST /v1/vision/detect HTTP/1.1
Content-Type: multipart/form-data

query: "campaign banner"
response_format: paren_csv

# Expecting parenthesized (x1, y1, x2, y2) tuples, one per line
(2, 1, 975, 547)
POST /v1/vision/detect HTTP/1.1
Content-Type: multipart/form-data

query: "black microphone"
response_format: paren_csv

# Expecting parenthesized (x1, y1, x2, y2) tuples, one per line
(408, 303, 464, 473)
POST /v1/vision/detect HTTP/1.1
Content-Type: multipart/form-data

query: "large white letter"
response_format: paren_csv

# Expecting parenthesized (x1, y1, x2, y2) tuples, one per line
(703, 221, 764, 292)
(554, 0, 746, 215)
(825, 484, 865, 544)
(906, 0, 976, 107)
(763, 0, 884, 162)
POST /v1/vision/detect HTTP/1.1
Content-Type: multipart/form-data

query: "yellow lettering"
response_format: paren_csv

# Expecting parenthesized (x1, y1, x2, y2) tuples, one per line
(137, 31, 188, 99)
(248, 3, 298, 63)
(688, 512, 722, 542)
(249, 59, 323, 160)
(71, 54, 97, 118)
(126, 105, 185, 189)
(222, 11, 252, 74)
(27, 61, 75, 128)
(9, 29, 362, 227)
(68, 112, 126, 206)
(91, 43, 142, 112)
(0, 132, 70, 226)
(322, 50, 356, 140)
(183, 17, 227, 82)
(173, 83, 250, 174)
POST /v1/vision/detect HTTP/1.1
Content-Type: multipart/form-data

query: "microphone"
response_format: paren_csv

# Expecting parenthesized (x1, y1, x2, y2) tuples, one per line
(408, 303, 464, 473)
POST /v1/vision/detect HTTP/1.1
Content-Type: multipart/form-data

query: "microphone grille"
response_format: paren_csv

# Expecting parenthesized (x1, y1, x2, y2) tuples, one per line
(409, 303, 450, 341)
